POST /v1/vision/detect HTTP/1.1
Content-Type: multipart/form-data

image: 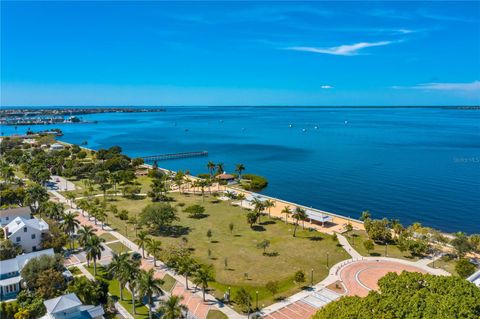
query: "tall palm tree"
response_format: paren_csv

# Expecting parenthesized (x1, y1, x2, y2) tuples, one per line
(126, 261, 140, 315)
(235, 163, 245, 180)
(216, 163, 224, 175)
(292, 207, 308, 237)
(237, 193, 246, 208)
(252, 198, 265, 222)
(96, 207, 107, 230)
(77, 225, 96, 251)
(41, 202, 64, 221)
(84, 234, 105, 276)
(157, 295, 187, 319)
(108, 252, 130, 301)
(61, 212, 80, 250)
(281, 206, 292, 224)
(135, 231, 150, 258)
(137, 269, 165, 319)
(264, 199, 275, 218)
(65, 192, 76, 208)
(177, 257, 198, 290)
(192, 265, 214, 302)
(76, 198, 89, 217)
(146, 239, 162, 267)
(207, 161, 216, 177)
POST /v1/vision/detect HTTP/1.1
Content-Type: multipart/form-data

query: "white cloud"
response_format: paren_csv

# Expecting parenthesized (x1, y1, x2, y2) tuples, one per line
(286, 41, 395, 56)
(321, 85, 333, 89)
(393, 81, 480, 91)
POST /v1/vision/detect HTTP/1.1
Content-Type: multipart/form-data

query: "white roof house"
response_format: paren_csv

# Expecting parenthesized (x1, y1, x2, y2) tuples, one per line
(0, 248, 54, 300)
(41, 293, 104, 319)
(4, 217, 49, 253)
(467, 269, 480, 288)
(50, 143, 65, 151)
(0, 207, 32, 226)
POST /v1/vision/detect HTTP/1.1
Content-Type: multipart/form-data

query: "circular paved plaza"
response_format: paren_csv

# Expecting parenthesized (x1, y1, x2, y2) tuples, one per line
(339, 260, 427, 297)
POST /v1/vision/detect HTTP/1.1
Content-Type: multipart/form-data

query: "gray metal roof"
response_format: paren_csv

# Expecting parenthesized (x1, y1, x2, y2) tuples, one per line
(0, 248, 55, 275)
(44, 293, 83, 314)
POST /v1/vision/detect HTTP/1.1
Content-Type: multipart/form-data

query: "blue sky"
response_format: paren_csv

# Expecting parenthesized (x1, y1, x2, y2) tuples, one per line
(2, 1, 479, 106)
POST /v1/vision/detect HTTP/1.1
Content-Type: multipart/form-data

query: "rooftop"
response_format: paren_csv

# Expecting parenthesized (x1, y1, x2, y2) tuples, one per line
(5, 216, 49, 234)
(0, 248, 55, 275)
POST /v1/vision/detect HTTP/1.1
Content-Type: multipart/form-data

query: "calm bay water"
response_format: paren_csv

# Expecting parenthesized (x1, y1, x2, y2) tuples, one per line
(3, 107, 480, 233)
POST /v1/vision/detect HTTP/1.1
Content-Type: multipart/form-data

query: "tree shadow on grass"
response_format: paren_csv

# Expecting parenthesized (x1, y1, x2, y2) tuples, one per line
(156, 225, 191, 238)
(234, 234, 242, 237)
(309, 236, 324, 242)
(264, 252, 279, 257)
(251, 225, 266, 232)
(260, 220, 276, 226)
(369, 252, 381, 257)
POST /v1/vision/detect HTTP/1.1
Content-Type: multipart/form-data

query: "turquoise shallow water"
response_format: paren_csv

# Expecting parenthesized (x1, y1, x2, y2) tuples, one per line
(3, 106, 480, 233)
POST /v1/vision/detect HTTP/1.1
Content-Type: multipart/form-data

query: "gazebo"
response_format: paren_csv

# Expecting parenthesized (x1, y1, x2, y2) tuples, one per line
(305, 209, 333, 227)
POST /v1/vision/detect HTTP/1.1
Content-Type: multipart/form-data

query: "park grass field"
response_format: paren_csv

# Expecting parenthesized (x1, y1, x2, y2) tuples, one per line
(344, 230, 420, 261)
(102, 192, 350, 307)
(86, 265, 149, 319)
(428, 258, 457, 276)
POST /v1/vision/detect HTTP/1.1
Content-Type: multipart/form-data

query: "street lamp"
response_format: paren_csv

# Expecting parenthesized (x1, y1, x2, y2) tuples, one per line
(326, 252, 330, 268)
(256, 290, 259, 309)
(311, 268, 314, 287)
(228, 287, 231, 304)
(385, 243, 388, 256)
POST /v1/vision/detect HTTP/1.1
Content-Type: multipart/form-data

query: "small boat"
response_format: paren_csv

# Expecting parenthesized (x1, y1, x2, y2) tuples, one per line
(314, 126, 318, 129)
(289, 124, 293, 128)
(344, 121, 348, 125)
(302, 128, 307, 132)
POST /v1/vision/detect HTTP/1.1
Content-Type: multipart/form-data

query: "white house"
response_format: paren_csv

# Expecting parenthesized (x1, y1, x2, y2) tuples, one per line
(0, 248, 54, 300)
(50, 143, 65, 151)
(0, 207, 32, 227)
(4, 217, 49, 252)
(40, 293, 104, 319)
(467, 269, 480, 288)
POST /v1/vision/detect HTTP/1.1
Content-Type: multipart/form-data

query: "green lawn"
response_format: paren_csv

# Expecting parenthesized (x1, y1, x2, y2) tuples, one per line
(206, 310, 228, 319)
(345, 230, 420, 261)
(68, 266, 82, 275)
(102, 192, 350, 308)
(86, 265, 149, 319)
(428, 258, 458, 276)
(160, 274, 176, 292)
(100, 232, 118, 242)
(107, 241, 130, 254)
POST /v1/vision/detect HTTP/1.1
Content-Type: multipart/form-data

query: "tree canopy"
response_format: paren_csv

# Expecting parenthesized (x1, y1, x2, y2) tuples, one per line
(313, 272, 480, 319)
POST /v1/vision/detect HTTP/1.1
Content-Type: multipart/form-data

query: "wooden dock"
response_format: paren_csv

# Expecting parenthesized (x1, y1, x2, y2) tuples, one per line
(141, 151, 208, 162)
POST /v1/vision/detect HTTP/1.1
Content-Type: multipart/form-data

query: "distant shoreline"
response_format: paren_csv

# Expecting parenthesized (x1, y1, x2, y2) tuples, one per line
(1, 105, 479, 110)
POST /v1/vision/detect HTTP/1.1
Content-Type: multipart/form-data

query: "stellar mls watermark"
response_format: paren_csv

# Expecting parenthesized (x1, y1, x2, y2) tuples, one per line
(453, 157, 480, 164)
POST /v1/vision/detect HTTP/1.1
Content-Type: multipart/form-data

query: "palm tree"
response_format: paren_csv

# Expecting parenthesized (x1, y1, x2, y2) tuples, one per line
(282, 206, 292, 224)
(0, 161, 14, 183)
(96, 207, 107, 230)
(84, 234, 105, 276)
(235, 193, 246, 208)
(126, 261, 140, 315)
(207, 161, 216, 177)
(192, 265, 214, 302)
(235, 163, 245, 180)
(76, 198, 89, 216)
(137, 269, 165, 319)
(292, 207, 307, 237)
(108, 252, 130, 301)
(177, 257, 198, 290)
(77, 225, 96, 251)
(135, 231, 150, 258)
(61, 212, 80, 250)
(216, 163, 224, 175)
(157, 295, 187, 319)
(264, 199, 275, 218)
(110, 171, 122, 196)
(146, 239, 162, 267)
(65, 192, 76, 208)
(41, 202, 64, 221)
(252, 198, 265, 222)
